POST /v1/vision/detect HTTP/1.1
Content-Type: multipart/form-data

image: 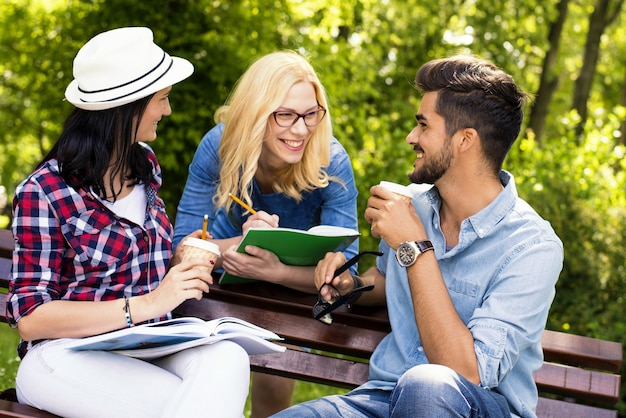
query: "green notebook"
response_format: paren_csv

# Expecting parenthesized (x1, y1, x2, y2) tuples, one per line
(218, 225, 360, 284)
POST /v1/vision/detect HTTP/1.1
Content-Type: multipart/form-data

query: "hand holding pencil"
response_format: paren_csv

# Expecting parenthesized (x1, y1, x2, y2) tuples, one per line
(229, 193, 279, 230)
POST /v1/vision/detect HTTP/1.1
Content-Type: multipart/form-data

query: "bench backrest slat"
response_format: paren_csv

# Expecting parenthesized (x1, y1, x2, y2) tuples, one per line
(0, 229, 12, 260)
(542, 329, 623, 372)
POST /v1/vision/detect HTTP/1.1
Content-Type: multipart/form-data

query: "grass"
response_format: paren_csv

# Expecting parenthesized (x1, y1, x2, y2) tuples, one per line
(0, 327, 345, 416)
(0, 326, 21, 390)
(244, 378, 345, 416)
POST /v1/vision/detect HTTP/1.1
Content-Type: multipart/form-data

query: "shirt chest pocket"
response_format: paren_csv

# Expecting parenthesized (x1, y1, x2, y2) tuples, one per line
(447, 276, 481, 320)
(62, 210, 134, 269)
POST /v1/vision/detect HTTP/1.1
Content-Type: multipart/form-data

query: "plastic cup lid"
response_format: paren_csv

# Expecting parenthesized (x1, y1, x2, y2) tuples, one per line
(183, 237, 220, 255)
(379, 181, 412, 199)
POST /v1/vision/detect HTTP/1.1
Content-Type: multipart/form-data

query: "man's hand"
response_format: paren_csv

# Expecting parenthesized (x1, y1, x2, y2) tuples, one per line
(365, 184, 426, 248)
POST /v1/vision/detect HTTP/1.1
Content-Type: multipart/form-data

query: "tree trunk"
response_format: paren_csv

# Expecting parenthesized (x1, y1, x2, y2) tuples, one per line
(621, 65, 626, 145)
(527, 0, 570, 144)
(573, 0, 624, 139)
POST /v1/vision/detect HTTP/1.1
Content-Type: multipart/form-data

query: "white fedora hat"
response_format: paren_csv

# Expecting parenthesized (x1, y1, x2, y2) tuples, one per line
(65, 27, 194, 111)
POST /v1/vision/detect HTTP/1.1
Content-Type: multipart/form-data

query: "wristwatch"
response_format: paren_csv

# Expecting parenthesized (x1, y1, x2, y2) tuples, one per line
(395, 240, 434, 267)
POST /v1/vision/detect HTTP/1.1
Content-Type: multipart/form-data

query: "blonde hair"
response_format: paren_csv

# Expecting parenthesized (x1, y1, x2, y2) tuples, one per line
(214, 50, 334, 212)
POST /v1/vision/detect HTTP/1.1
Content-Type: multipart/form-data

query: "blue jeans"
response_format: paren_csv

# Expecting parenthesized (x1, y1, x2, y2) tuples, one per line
(271, 364, 511, 417)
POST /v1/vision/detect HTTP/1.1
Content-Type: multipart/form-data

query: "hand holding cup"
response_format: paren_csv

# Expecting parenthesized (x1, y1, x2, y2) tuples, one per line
(181, 238, 221, 274)
(378, 181, 413, 202)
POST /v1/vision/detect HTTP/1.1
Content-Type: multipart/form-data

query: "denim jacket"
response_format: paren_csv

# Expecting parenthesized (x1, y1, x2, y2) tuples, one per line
(173, 123, 359, 268)
(363, 172, 563, 418)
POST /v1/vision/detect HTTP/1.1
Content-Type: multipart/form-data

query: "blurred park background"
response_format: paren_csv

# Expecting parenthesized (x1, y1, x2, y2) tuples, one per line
(0, 0, 625, 415)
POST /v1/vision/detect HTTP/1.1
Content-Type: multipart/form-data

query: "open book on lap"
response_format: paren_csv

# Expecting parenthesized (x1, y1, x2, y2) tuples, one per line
(64, 316, 286, 359)
(219, 225, 360, 284)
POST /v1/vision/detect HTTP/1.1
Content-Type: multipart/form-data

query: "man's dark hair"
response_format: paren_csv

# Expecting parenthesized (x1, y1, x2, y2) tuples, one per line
(415, 55, 529, 172)
(42, 94, 154, 201)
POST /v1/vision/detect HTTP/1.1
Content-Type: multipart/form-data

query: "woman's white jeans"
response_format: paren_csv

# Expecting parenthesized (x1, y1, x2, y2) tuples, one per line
(16, 338, 250, 418)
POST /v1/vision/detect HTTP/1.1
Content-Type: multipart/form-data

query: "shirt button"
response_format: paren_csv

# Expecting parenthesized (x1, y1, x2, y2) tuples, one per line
(418, 346, 424, 352)
(143, 235, 149, 242)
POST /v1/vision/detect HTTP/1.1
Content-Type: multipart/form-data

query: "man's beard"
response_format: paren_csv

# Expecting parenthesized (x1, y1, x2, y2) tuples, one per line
(408, 138, 453, 184)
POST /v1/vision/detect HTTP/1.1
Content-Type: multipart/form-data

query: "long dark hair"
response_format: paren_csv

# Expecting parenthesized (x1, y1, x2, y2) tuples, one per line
(41, 94, 154, 201)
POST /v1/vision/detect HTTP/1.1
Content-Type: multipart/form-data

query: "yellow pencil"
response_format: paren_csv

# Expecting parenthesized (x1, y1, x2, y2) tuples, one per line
(228, 193, 257, 214)
(201, 214, 208, 240)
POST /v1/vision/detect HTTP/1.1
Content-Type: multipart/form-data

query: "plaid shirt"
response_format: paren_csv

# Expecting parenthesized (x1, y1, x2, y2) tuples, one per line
(7, 143, 173, 357)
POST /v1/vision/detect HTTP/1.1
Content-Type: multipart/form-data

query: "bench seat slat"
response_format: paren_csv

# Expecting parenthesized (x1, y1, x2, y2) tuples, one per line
(535, 397, 617, 418)
(535, 362, 620, 404)
(0, 400, 60, 418)
(251, 349, 369, 389)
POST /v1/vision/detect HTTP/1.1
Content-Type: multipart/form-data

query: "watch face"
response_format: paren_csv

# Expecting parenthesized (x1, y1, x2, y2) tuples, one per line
(397, 243, 416, 266)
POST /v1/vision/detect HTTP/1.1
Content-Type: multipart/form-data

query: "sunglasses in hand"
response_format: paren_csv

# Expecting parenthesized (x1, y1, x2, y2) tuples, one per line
(312, 251, 383, 325)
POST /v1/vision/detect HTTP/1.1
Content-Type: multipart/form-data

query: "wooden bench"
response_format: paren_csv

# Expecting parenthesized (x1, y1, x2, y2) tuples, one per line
(0, 228, 623, 418)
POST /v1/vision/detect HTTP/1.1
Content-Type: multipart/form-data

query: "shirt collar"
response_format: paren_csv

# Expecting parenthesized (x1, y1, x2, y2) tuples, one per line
(425, 170, 518, 239)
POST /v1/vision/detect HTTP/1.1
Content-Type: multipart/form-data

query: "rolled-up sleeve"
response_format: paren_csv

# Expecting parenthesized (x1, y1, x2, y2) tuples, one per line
(469, 237, 563, 387)
(8, 178, 65, 326)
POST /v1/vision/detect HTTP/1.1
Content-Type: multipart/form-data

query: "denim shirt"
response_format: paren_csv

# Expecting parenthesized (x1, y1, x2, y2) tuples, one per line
(362, 172, 563, 418)
(173, 123, 359, 269)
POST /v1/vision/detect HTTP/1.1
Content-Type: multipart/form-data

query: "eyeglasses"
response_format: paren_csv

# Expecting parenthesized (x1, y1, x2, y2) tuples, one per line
(312, 251, 383, 325)
(272, 107, 327, 128)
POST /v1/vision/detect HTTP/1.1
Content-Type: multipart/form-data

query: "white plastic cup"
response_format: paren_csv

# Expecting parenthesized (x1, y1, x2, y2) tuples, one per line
(379, 181, 413, 202)
(182, 238, 221, 273)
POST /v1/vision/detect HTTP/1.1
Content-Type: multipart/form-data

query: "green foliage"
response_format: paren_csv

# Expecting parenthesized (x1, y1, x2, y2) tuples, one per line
(0, 327, 20, 390)
(508, 108, 626, 412)
(0, 2, 68, 194)
(509, 111, 626, 339)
